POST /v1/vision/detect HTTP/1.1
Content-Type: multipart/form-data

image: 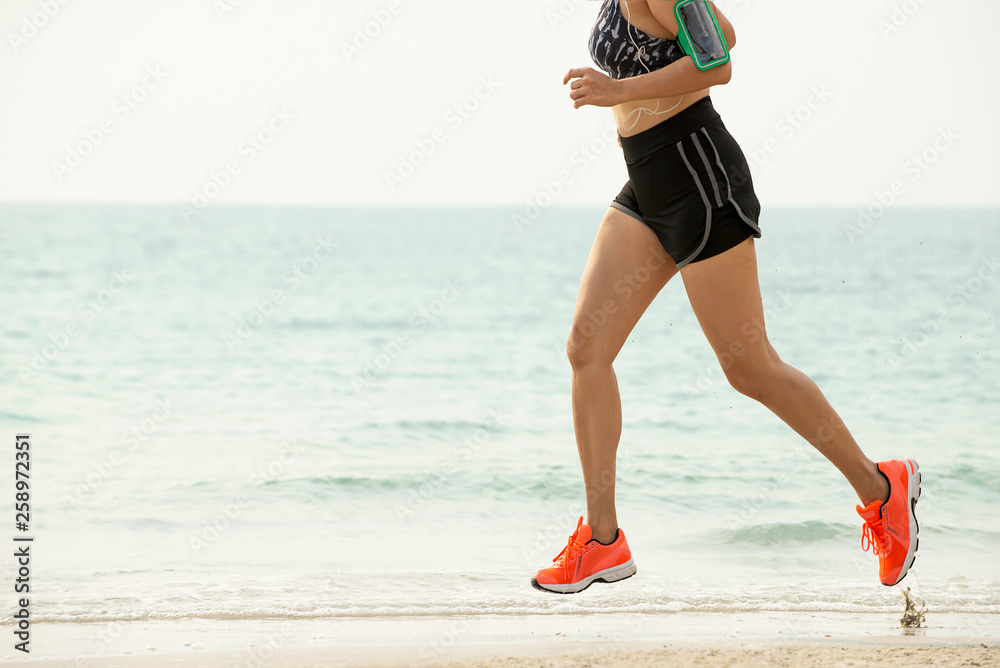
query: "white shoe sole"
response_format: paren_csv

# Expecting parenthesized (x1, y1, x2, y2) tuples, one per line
(531, 559, 637, 594)
(887, 458, 921, 586)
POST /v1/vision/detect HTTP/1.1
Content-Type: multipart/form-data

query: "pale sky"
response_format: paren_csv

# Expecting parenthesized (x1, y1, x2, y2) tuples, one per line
(1, 0, 997, 207)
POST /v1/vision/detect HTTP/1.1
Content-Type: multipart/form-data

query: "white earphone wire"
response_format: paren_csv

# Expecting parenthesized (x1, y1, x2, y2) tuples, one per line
(619, 0, 684, 134)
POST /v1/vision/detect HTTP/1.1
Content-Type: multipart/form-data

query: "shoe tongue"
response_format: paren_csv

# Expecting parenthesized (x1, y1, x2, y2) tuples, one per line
(576, 524, 593, 544)
(856, 499, 882, 521)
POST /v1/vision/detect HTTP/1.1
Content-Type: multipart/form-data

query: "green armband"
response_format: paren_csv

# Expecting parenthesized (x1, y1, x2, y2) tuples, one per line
(674, 0, 731, 71)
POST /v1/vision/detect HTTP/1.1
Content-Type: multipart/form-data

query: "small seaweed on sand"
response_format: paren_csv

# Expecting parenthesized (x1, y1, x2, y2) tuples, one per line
(900, 586, 927, 628)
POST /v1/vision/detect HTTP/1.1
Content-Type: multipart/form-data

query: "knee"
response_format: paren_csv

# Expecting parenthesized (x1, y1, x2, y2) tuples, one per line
(716, 340, 783, 402)
(566, 322, 609, 370)
(722, 360, 772, 403)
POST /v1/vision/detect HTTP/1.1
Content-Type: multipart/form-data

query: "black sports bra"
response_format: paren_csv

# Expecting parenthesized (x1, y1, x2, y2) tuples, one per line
(588, 0, 686, 80)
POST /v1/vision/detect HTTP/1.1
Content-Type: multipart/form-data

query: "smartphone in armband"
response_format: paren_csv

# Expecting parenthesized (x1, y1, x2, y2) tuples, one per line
(674, 0, 731, 71)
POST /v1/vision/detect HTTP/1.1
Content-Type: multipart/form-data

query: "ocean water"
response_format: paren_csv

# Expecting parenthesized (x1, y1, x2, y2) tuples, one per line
(0, 205, 998, 654)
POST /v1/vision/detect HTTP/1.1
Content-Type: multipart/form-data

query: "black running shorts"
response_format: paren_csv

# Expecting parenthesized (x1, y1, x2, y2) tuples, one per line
(612, 96, 761, 268)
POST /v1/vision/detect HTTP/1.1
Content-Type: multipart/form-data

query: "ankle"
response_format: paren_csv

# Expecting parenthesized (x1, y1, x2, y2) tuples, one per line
(588, 520, 619, 545)
(858, 462, 890, 507)
(593, 528, 620, 545)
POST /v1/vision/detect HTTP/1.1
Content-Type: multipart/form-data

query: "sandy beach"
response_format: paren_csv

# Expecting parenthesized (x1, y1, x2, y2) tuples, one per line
(5, 611, 998, 667)
(5, 640, 998, 668)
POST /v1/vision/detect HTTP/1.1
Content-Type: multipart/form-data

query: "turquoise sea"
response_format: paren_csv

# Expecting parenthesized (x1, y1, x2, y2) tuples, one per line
(0, 204, 998, 656)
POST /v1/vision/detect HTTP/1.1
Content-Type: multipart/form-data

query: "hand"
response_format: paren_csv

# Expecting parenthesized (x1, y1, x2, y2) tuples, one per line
(563, 67, 625, 109)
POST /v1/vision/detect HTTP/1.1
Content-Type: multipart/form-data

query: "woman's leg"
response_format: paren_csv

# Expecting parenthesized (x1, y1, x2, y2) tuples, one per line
(568, 208, 679, 544)
(679, 237, 889, 506)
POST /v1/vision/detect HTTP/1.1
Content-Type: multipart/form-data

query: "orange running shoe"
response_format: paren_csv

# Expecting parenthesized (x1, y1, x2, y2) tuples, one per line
(530, 516, 636, 594)
(856, 458, 921, 586)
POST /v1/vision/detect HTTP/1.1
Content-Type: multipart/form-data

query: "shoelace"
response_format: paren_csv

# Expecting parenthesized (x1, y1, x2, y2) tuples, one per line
(861, 515, 889, 556)
(552, 516, 587, 581)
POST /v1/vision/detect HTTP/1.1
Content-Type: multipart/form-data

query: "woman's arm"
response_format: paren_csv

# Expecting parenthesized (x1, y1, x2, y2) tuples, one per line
(564, 0, 736, 108)
(620, 0, 735, 102)
(646, 0, 736, 49)
(618, 57, 731, 103)
(565, 56, 731, 108)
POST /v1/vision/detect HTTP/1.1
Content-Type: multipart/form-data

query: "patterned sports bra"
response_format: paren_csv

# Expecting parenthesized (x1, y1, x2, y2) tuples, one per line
(588, 0, 686, 80)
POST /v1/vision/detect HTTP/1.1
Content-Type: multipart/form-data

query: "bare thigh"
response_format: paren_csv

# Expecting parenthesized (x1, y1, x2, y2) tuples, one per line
(679, 237, 780, 390)
(568, 208, 679, 366)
